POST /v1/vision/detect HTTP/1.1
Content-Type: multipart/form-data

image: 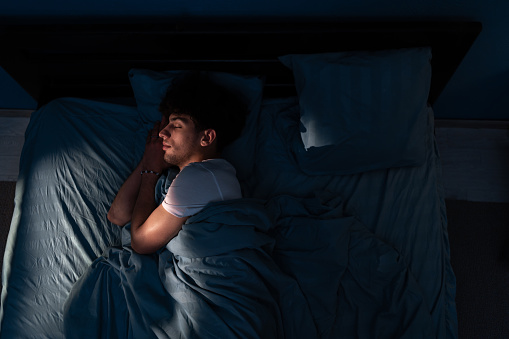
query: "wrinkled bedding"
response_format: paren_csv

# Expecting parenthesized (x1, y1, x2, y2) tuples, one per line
(0, 97, 456, 338)
(64, 194, 433, 339)
(64, 198, 316, 339)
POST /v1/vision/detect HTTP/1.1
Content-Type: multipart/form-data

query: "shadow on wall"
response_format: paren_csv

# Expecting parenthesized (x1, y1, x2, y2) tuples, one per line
(1, 0, 509, 120)
(434, 69, 509, 120)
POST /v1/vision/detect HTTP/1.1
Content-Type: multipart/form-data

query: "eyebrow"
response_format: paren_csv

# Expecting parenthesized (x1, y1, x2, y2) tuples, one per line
(169, 116, 189, 124)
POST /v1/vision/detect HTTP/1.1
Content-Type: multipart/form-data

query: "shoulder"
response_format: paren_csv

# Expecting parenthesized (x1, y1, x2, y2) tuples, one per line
(163, 159, 241, 218)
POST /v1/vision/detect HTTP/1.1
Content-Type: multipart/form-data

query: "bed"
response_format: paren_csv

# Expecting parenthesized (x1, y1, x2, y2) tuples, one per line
(0, 21, 481, 338)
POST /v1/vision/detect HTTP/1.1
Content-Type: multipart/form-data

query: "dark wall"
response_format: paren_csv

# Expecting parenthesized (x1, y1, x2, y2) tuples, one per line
(0, 0, 507, 120)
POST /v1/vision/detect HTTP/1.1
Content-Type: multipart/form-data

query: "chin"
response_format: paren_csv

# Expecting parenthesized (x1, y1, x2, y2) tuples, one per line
(164, 155, 178, 167)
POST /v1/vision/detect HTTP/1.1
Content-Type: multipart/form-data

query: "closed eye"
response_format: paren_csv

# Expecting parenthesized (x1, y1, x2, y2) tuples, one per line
(169, 115, 190, 129)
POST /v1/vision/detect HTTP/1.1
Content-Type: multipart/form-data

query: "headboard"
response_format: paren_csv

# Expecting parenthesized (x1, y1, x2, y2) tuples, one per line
(0, 21, 481, 108)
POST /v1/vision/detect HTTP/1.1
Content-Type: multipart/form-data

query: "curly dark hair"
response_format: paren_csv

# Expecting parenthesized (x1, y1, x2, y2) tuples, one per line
(158, 71, 248, 153)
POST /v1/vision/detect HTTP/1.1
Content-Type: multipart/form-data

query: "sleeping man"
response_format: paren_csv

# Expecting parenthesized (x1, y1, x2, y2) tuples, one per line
(64, 71, 316, 339)
(107, 71, 247, 254)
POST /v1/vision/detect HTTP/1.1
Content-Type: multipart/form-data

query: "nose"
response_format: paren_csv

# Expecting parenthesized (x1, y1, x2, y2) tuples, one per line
(159, 126, 169, 139)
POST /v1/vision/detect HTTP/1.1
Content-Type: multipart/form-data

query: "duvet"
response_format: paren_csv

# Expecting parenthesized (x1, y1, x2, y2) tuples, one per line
(64, 193, 433, 339)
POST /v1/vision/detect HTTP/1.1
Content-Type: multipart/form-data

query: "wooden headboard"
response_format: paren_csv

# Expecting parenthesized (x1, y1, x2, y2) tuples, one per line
(0, 21, 481, 107)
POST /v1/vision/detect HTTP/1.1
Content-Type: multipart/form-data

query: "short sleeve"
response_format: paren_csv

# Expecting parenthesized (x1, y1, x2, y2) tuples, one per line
(162, 159, 241, 217)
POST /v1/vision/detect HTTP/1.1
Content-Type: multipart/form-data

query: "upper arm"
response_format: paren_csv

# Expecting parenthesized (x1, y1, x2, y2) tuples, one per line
(130, 204, 188, 254)
(162, 161, 241, 217)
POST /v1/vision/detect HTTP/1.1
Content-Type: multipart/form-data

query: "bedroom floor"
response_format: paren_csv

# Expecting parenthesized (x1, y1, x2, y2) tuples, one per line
(1, 115, 508, 338)
(446, 199, 509, 338)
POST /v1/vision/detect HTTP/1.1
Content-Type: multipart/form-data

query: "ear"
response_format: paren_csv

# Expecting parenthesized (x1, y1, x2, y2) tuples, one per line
(200, 129, 217, 147)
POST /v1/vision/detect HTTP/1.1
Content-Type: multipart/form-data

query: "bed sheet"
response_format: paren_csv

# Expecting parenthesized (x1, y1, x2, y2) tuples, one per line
(0, 96, 456, 338)
(0, 98, 146, 338)
(63, 197, 320, 339)
(250, 97, 457, 339)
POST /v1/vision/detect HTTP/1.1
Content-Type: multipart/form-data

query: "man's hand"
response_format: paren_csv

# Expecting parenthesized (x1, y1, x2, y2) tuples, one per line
(141, 117, 170, 173)
(107, 116, 170, 227)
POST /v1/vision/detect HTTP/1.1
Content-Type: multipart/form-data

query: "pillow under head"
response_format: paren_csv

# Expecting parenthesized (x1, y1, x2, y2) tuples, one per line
(128, 68, 265, 183)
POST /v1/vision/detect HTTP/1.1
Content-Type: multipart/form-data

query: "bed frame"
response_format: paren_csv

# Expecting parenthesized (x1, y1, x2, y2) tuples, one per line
(0, 21, 481, 108)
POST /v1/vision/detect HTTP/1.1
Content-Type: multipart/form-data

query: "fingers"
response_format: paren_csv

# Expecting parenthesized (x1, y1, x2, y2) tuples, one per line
(146, 121, 162, 143)
(153, 121, 160, 134)
(160, 115, 168, 132)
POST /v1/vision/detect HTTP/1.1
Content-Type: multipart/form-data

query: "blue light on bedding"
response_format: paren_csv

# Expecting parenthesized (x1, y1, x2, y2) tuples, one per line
(0, 96, 457, 338)
(251, 97, 457, 338)
(1, 98, 145, 338)
(62, 193, 434, 338)
(63, 198, 318, 339)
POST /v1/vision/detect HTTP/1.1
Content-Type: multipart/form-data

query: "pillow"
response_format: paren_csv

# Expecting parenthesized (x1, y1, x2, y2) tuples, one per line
(279, 47, 432, 175)
(249, 97, 306, 199)
(128, 68, 265, 184)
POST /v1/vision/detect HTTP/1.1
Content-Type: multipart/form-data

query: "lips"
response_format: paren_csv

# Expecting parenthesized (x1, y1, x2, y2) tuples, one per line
(162, 143, 171, 151)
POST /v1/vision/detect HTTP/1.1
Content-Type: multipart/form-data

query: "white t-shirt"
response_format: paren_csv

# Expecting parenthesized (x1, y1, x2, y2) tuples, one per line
(161, 159, 241, 217)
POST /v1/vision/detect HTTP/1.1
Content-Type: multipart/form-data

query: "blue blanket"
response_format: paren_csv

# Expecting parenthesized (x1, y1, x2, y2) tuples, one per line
(63, 198, 316, 339)
(1, 98, 454, 338)
(266, 194, 434, 338)
(64, 194, 433, 338)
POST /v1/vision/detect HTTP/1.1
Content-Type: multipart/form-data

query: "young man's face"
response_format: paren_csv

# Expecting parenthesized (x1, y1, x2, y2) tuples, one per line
(159, 113, 204, 169)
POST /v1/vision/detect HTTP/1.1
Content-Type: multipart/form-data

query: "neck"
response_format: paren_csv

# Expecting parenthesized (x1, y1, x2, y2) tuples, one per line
(178, 150, 220, 170)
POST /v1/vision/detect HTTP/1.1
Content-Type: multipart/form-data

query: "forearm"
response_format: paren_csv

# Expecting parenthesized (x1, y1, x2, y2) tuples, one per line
(107, 162, 143, 226)
(130, 172, 188, 254)
(131, 173, 160, 229)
